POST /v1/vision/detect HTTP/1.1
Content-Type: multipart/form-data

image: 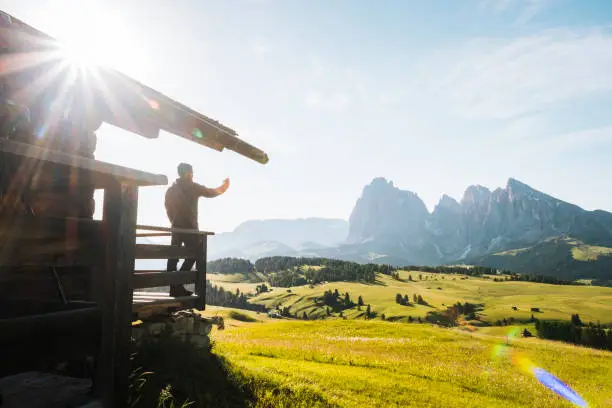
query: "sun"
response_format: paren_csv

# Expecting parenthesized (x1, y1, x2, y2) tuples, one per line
(44, 1, 146, 78)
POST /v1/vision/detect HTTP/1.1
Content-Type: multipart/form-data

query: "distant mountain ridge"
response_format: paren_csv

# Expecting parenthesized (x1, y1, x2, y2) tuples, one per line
(340, 177, 612, 279)
(207, 178, 612, 281)
(208, 218, 348, 261)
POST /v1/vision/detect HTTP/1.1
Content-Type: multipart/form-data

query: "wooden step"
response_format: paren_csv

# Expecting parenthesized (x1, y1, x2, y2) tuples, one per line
(132, 270, 196, 289)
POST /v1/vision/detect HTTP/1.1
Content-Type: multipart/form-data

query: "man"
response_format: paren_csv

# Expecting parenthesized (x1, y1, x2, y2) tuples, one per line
(165, 162, 230, 297)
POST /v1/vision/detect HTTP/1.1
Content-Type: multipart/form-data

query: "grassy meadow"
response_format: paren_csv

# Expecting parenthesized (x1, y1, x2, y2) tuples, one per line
(195, 269, 612, 406)
(209, 271, 612, 325)
(204, 313, 612, 408)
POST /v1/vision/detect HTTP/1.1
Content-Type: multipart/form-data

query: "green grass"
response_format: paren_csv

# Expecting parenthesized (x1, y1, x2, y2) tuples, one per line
(208, 272, 262, 294)
(211, 319, 612, 407)
(228, 310, 259, 323)
(247, 272, 612, 325)
(479, 236, 612, 280)
(572, 244, 612, 261)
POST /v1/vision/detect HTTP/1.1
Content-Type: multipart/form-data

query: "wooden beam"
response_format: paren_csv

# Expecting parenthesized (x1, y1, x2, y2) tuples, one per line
(136, 232, 171, 238)
(0, 140, 168, 188)
(98, 181, 138, 408)
(195, 235, 207, 310)
(132, 270, 196, 289)
(136, 224, 215, 236)
(135, 244, 197, 260)
(0, 306, 100, 340)
(0, 216, 104, 267)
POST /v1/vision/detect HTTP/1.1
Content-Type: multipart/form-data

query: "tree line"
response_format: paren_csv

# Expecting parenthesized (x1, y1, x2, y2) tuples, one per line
(266, 261, 396, 287)
(256, 256, 395, 277)
(395, 293, 427, 306)
(535, 314, 612, 351)
(402, 265, 504, 276)
(205, 281, 264, 312)
(209, 256, 583, 287)
(403, 265, 583, 286)
(207, 258, 254, 273)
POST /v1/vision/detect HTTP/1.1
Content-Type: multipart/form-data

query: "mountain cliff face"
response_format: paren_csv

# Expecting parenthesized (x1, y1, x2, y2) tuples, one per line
(345, 177, 612, 276)
(205, 177, 611, 280)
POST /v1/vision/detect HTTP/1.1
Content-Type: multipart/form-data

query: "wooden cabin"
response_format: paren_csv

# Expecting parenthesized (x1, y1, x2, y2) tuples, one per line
(0, 10, 268, 408)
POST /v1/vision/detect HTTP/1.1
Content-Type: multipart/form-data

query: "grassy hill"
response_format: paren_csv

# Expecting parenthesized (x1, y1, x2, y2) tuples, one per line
(202, 313, 612, 407)
(471, 237, 612, 283)
(209, 270, 612, 325)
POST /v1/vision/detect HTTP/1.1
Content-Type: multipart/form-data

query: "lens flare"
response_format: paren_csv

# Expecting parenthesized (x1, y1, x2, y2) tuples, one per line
(493, 329, 589, 407)
(192, 128, 204, 139)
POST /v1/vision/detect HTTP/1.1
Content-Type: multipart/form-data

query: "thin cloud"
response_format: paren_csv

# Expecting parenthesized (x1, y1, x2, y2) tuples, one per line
(479, 0, 555, 22)
(425, 27, 612, 120)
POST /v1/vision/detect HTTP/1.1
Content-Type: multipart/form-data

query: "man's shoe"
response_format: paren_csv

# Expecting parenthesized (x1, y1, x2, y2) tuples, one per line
(169, 285, 193, 297)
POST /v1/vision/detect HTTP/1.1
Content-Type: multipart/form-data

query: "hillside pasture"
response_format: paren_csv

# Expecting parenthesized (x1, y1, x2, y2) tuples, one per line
(247, 271, 612, 325)
(210, 319, 612, 407)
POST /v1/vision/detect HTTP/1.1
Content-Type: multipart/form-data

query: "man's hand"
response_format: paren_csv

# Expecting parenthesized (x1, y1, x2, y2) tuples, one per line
(214, 178, 230, 195)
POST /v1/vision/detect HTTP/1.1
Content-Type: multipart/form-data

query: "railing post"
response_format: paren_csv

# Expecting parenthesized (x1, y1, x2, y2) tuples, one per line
(195, 234, 207, 310)
(99, 180, 138, 408)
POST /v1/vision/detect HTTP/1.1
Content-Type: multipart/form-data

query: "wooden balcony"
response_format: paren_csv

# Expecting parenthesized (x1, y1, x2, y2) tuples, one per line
(132, 224, 214, 317)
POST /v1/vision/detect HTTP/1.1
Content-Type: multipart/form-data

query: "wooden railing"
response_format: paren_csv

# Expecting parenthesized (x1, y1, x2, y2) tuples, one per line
(133, 225, 214, 311)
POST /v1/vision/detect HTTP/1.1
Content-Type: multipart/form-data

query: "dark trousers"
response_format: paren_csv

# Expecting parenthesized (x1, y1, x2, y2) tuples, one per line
(166, 232, 199, 272)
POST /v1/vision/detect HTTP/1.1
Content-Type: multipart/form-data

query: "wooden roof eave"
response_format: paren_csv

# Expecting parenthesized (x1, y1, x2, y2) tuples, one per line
(0, 10, 270, 165)
(106, 70, 270, 165)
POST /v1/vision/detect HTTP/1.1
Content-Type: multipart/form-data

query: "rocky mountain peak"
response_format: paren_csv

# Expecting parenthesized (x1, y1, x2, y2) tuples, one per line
(434, 194, 461, 213)
(461, 185, 491, 207)
(347, 178, 428, 244)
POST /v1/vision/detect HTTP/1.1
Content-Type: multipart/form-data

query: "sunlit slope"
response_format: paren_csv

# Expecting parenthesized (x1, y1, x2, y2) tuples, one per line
(472, 237, 612, 281)
(211, 319, 612, 408)
(242, 272, 612, 324)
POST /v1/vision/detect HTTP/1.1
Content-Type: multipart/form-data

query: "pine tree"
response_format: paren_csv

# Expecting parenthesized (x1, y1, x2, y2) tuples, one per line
(381, 313, 386, 321)
(358, 295, 364, 306)
(403, 294, 409, 305)
(396, 293, 402, 304)
(418, 274, 423, 280)
(303, 312, 308, 320)
(413, 294, 418, 303)
(409, 274, 413, 281)
(366, 304, 371, 318)
(571, 314, 583, 326)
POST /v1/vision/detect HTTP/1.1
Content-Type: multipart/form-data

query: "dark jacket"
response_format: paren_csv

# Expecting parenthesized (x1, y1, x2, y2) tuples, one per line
(164, 178, 218, 229)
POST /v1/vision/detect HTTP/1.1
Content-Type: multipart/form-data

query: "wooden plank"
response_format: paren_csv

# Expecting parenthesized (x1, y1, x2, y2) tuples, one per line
(195, 235, 207, 310)
(132, 294, 198, 319)
(133, 291, 174, 298)
(0, 216, 104, 267)
(136, 232, 171, 238)
(0, 307, 100, 340)
(132, 295, 197, 308)
(136, 224, 215, 236)
(132, 270, 196, 289)
(0, 140, 167, 188)
(0, 215, 102, 241)
(135, 244, 197, 259)
(97, 181, 138, 408)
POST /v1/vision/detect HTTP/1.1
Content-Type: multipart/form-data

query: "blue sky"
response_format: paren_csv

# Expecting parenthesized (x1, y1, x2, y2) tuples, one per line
(2, 0, 612, 232)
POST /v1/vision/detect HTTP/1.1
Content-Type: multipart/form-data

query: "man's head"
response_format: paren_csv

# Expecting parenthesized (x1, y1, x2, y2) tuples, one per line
(177, 162, 193, 181)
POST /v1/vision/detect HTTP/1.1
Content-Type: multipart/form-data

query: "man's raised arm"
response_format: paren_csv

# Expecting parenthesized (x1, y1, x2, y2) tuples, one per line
(195, 178, 230, 198)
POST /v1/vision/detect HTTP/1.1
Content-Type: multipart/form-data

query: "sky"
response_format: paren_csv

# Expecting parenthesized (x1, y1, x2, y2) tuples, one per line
(2, 0, 612, 232)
